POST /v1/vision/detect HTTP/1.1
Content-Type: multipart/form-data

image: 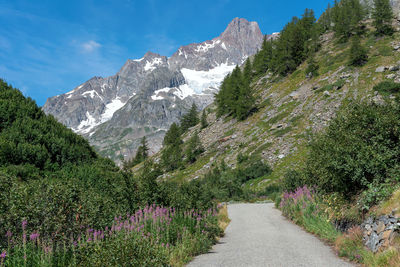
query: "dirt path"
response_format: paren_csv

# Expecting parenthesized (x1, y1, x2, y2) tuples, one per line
(188, 203, 353, 267)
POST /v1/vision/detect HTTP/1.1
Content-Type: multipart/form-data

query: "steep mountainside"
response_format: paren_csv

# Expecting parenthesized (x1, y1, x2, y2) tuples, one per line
(151, 26, 400, 191)
(43, 18, 266, 161)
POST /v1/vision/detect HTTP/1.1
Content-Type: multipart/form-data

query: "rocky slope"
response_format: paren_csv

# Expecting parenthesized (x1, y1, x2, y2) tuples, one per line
(152, 24, 400, 191)
(43, 18, 266, 161)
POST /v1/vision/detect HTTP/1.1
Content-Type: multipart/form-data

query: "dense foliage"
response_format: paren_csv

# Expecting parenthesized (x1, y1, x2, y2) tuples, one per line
(348, 36, 368, 66)
(301, 101, 400, 198)
(215, 62, 255, 120)
(0, 80, 97, 180)
(180, 103, 199, 133)
(373, 0, 394, 35)
(123, 136, 149, 169)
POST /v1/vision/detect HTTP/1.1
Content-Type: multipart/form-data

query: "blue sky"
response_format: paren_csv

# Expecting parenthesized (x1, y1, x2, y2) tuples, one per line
(0, 0, 332, 106)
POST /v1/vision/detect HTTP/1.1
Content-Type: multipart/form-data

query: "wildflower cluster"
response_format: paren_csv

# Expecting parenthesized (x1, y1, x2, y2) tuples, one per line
(0, 205, 221, 266)
(279, 185, 340, 242)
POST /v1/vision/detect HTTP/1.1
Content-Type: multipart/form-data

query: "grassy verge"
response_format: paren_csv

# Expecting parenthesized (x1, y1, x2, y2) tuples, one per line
(217, 204, 231, 233)
(278, 187, 400, 266)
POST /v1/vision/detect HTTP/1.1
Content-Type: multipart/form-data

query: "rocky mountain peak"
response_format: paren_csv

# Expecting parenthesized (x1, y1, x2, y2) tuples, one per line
(43, 17, 265, 162)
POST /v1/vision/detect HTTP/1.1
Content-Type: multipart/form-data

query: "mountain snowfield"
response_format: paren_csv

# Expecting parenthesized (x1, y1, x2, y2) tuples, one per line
(43, 18, 266, 161)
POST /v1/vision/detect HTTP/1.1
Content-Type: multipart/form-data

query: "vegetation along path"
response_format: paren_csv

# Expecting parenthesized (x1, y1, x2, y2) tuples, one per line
(188, 203, 353, 267)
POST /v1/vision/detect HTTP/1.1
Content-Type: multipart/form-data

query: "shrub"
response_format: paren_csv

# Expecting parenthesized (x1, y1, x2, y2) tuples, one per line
(304, 101, 400, 198)
(281, 169, 305, 192)
(373, 80, 400, 95)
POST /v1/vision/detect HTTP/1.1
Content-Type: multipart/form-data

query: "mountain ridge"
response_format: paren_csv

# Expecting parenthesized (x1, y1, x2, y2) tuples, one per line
(43, 17, 265, 161)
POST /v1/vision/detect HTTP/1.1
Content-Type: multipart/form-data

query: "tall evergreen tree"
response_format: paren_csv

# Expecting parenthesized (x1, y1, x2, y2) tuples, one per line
(373, 0, 394, 35)
(200, 109, 208, 129)
(161, 144, 182, 171)
(124, 136, 149, 169)
(184, 131, 204, 164)
(163, 123, 182, 146)
(138, 160, 161, 204)
(236, 59, 255, 120)
(348, 35, 368, 66)
(180, 103, 199, 132)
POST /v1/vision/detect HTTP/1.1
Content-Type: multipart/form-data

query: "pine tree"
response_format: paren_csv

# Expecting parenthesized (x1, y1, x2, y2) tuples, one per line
(161, 144, 182, 171)
(225, 66, 243, 114)
(200, 109, 208, 129)
(125, 136, 149, 168)
(138, 160, 161, 204)
(180, 103, 199, 132)
(163, 123, 182, 146)
(373, 0, 394, 35)
(184, 131, 204, 164)
(161, 122, 183, 171)
(236, 59, 255, 120)
(135, 136, 149, 162)
(348, 35, 368, 66)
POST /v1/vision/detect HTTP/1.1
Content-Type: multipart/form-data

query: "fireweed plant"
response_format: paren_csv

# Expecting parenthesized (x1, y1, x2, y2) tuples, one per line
(0, 204, 222, 266)
(280, 186, 340, 242)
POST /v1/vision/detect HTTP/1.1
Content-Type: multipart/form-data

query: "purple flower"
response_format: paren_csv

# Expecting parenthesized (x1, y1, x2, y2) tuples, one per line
(30, 232, 40, 242)
(0, 251, 6, 259)
(5, 231, 12, 238)
(22, 220, 27, 230)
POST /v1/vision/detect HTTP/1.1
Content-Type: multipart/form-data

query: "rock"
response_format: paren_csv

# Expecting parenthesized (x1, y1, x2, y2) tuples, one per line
(289, 91, 300, 100)
(278, 154, 285, 159)
(394, 45, 400, 50)
(386, 74, 396, 79)
(340, 73, 351, 79)
(389, 65, 400, 71)
(376, 66, 387, 73)
(382, 229, 393, 240)
(231, 134, 238, 139)
(323, 91, 331, 97)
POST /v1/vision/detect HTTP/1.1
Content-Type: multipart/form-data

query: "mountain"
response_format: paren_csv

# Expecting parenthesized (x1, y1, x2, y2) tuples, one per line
(43, 18, 265, 161)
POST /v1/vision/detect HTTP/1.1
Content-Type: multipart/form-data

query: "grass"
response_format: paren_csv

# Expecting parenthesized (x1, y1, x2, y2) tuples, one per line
(217, 204, 230, 232)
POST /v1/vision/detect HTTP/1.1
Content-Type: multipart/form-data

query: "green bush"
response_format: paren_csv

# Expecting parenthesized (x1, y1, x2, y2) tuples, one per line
(281, 169, 305, 192)
(304, 101, 400, 198)
(373, 80, 400, 95)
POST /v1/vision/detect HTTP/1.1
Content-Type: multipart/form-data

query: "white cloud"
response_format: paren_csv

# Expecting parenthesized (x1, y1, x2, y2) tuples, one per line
(81, 40, 101, 53)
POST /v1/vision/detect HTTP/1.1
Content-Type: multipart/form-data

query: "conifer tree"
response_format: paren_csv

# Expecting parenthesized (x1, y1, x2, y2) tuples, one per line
(161, 144, 182, 171)
(163, 123, 182, 146)
(185, 131, 204, 164)
(180, 103, 199, 132)
(373, 0, 394, 35)
(200, 109, 208, 129)
(161, 122, 183, 171)
(138, 159, 161, 204)
(236, 59, 255, 120)
(348, 35, 368, 66)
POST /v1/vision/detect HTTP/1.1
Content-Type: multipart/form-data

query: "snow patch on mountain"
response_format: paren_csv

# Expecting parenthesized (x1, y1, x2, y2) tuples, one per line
(101, 97, 126, 123)
(176, 84, 197, 99)
(181, 63, 235, 94)
(144, 58, 163, 71)
(151, 87, 171, 101)
(195, 40, 221, 53)
(75, 112, 97, 134)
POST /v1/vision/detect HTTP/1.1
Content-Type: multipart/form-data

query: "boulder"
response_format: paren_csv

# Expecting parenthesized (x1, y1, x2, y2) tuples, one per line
(389, 65, 400, 71)
(375, 66, 387, 73)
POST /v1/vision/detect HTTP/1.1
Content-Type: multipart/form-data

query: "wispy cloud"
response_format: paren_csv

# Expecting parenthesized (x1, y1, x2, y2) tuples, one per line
(81, 40, 101, 53)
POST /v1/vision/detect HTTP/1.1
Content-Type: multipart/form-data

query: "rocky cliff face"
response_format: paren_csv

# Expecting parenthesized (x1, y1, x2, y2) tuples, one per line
(43, 18, 264, 161)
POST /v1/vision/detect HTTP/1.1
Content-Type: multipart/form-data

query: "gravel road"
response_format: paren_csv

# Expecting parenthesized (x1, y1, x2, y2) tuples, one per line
(188, 203, 353, 267)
